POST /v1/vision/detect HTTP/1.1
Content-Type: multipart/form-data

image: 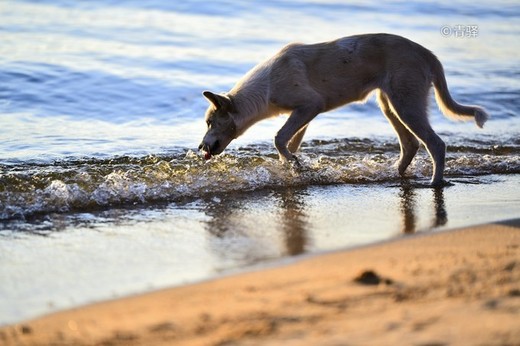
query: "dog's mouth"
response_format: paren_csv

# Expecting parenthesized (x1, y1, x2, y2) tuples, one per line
(199, 141, 220, 160)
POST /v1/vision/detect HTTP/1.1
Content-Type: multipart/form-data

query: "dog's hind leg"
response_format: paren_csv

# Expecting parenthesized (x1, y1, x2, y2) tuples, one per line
(288, 125, 308, 154)
(386, 88, 446, 186)
(377, 90, 420, 176)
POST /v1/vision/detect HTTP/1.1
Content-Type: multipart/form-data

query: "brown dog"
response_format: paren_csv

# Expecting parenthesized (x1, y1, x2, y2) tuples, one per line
(199, 33, 488, 185)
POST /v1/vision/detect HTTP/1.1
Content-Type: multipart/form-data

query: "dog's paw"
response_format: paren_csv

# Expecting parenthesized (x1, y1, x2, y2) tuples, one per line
(288, 155, 305, 171)
(279, 154, 305, 172)
(431, 179, 454, 188)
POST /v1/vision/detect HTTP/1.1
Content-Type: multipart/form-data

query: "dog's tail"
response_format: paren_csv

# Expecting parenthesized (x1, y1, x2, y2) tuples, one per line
(430, 55, 489, 128)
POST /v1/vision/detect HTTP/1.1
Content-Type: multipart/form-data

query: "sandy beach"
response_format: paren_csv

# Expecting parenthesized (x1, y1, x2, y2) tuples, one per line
(2, 218, 519, 346)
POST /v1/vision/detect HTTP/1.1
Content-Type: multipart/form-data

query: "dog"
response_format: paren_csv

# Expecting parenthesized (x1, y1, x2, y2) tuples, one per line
(198, 33, 488, 186)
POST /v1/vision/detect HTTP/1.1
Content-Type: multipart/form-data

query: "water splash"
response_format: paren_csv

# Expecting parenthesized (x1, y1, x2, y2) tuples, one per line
(1, 138, 519, 220)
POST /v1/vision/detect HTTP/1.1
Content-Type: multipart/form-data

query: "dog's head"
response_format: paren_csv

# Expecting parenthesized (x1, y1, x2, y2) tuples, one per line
(198, 91, 237, 160)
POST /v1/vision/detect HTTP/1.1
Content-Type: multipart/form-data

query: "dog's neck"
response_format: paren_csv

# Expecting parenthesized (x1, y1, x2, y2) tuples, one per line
(227, 63, 276, 136)
(229, 93, 270, 136)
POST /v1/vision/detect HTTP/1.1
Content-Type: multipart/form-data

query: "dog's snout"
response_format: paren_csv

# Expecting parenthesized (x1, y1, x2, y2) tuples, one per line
(199, 142, 209, 153)
(198, 140, 220, 155)
(199, 141, 214, 154)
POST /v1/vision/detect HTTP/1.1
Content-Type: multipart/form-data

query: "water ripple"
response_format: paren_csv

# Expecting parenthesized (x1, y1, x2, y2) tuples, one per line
(1, 139, 519, 220)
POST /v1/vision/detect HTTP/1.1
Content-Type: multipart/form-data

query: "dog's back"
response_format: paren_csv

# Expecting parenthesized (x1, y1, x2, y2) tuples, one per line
(268, 34, 434, 111)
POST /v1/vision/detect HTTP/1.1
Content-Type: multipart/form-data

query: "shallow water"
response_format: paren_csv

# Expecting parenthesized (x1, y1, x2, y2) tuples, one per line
(0, 0, 519, 325)
(1, 138, 519, 220)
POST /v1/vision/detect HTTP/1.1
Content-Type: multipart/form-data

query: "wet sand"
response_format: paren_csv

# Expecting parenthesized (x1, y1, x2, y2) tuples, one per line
(2, 218, 519, 346)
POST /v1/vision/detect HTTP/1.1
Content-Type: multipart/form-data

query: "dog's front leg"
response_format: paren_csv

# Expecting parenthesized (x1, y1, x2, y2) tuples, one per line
(274, 103, 322, 164)
(287, 124, 308, 154)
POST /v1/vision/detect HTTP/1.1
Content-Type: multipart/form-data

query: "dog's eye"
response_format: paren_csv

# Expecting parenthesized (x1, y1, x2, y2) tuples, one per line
(206, 119, 212, 127)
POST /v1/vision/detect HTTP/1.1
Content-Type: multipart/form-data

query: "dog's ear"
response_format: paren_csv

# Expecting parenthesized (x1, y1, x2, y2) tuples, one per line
(203, 91, 232, 111)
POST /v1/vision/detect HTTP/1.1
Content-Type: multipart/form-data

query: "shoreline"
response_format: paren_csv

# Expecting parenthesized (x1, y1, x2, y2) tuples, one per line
(2, 219, 519, 345)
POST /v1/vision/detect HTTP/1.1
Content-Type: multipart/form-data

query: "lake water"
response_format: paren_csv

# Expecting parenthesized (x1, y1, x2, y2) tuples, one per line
(0, 0, 519, 325)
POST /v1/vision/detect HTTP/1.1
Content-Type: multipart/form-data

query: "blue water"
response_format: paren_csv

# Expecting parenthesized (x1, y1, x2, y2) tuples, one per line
(1, 0, 519, 161)
(0, 0, 519, 325)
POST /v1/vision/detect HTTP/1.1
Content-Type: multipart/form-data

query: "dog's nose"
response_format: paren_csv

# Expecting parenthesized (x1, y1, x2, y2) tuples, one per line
(199, 142, 210, 153)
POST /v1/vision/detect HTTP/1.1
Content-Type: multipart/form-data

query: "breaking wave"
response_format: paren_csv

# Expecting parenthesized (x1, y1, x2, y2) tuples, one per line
(1, 138, 519, 220)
